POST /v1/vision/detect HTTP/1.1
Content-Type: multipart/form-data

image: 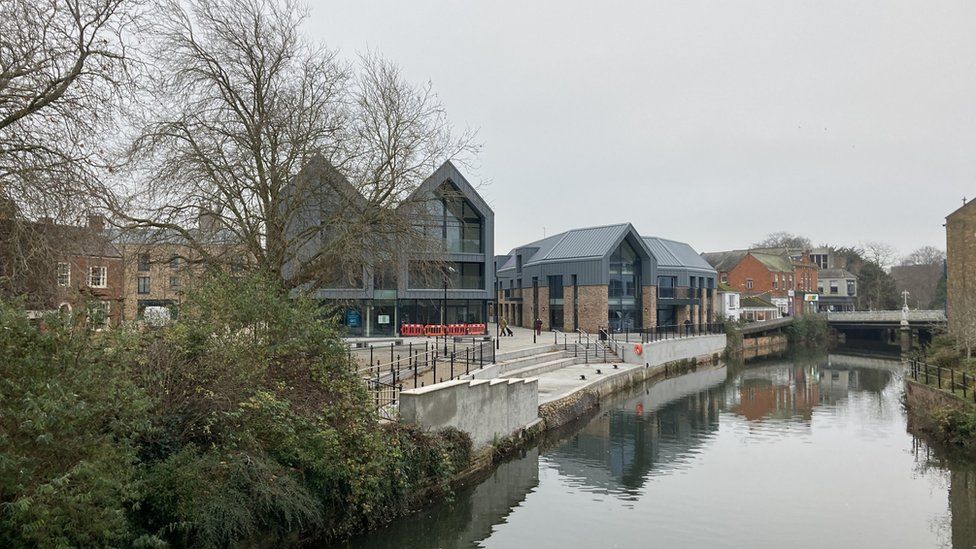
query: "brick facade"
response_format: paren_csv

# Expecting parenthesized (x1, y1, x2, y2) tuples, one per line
(642, 285, 657, 329)
(563, 281, 576, 332)
(947, 200, 976, 329)
(575, 284, 608, 333)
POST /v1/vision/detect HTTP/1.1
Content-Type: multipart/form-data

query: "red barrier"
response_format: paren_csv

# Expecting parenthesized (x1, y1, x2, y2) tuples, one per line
(466, 323, 487, 335)
(400, 324, 424, 337)
(447, 324, 467, 336)
(424, 324, 446, 337)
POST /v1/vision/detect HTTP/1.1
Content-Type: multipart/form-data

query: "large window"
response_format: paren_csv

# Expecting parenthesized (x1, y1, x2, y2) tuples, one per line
(398, 299, 486, 325)
(608, 240, 642, 331)
(89, 265, 107, 288)
(408, 261, 484, 290)
(57, 262, 70, 286)
(421, 182, 484, 253)
(137, 276, 151, 294)
(847, 279, 856, 296)
(657, 276, 676, 298)
(548, 275, 564, 330)
(138, 253, 150, 272)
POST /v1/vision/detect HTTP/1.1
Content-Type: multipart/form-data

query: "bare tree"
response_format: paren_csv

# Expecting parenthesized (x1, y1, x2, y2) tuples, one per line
(899, 246, 945, 266)
(0, 0, 143, 301)
(0, 0, 142, 219)
(950, 292, 976, 358)
(752, 231, 812, 250)
(118, 0, 477, 289)
(862, 241, 898, 270)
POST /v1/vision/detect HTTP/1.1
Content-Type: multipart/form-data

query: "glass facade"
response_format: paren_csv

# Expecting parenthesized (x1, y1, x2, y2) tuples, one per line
(548, 275, 564, 330)
(408, 261, 484, 290)
(423, 182, 483, 253)
(608, 240, 642, 332)
(397, 299, 486, 325)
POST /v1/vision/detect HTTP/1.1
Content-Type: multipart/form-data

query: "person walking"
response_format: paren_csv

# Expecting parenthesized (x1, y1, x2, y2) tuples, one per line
(499, 317, 509, 337)
(534, 317, 543, 336)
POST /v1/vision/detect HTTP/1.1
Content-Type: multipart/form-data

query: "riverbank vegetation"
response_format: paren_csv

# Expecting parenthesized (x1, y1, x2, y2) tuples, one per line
(0, 274, 470, 548)
(786, 314, 829, 350)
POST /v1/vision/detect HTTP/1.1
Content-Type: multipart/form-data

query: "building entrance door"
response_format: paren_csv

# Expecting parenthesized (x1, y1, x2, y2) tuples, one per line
(371, 300, 396, 337)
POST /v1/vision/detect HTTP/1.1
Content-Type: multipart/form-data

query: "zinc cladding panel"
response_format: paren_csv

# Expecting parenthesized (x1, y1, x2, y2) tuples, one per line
(525, 258, 609, 286)
(540, 224, 630, 261)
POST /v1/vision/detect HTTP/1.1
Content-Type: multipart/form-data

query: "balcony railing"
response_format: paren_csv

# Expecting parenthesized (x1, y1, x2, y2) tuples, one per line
(657, 287, 702, 299)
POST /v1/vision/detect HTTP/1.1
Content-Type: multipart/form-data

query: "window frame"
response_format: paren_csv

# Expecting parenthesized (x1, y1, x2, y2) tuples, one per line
(89, 265, 107, 288)
(137, 276, 151, 295)
(57, 262, 70, 286)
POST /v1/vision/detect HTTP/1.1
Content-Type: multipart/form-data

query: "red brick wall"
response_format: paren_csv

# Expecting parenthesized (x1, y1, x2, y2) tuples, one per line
(727, 254, 783, 296)
(55, 254, 124, 326)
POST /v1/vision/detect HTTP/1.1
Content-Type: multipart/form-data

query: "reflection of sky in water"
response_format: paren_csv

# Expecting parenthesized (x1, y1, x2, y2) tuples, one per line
(351, 355, 971, 549)
(478, 355, 965, 549)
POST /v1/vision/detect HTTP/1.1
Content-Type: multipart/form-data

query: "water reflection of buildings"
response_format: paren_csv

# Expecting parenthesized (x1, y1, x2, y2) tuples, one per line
(728, 356, 895, 423)
(545, 366, 728, 497)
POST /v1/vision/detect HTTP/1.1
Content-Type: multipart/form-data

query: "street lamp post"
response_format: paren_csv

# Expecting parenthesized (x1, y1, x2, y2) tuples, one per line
(442, 265, 456, 355)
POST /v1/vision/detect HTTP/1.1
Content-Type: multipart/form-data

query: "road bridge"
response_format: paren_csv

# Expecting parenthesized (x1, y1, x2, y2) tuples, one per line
(825, 310, 946, 353)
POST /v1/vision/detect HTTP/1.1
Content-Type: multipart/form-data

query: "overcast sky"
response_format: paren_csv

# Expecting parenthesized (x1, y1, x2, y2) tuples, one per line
(310, 1, 973, 257)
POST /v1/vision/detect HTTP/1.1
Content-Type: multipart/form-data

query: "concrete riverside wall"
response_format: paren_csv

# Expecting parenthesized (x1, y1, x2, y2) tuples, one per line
(400, 378, 540, 447)
(905, 378, 974, 414)
(617, 334, 726, 366)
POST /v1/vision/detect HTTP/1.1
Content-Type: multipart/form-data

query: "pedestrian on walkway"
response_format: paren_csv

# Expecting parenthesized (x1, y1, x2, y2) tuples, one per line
(534, 318, 542, 336)
(499, 317, 509, 337)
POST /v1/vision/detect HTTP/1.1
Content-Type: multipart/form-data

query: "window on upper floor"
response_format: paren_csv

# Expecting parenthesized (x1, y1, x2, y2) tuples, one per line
(746, 278, 754, 290)
(830, 280, 838, 294)
(720, 273, 728, 284)
(847, 279, 856, 296)
(57, 262, 70, 286)
(169, 255, 180, 269)
(137, 276, 150, 294)
(170, 276, 181, 291)
(432, 182, 483, 254)
(138, 253, 150, 272)
(89, 266, 107, 288)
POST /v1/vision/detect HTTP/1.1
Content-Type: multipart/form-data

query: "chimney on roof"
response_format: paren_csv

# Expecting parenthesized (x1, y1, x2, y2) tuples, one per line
(87, 213, 105, 231)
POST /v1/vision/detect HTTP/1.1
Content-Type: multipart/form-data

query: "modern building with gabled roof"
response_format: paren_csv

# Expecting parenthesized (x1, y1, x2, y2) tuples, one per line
(495, 224, 717, 333)
(284, 156, 494, 337)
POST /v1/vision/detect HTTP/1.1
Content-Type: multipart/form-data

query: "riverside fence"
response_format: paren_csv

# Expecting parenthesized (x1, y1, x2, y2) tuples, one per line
(907, 357, 976, 404)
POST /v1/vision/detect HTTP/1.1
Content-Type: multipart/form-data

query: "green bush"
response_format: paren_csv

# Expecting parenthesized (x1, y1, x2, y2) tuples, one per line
(0, 273, 471, 547)
(0, 301, 148, 547)
(786, 314, 828, 350)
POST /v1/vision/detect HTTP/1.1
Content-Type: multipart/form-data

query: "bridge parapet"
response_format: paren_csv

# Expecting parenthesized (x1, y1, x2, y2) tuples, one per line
(826, 310, 946, 324)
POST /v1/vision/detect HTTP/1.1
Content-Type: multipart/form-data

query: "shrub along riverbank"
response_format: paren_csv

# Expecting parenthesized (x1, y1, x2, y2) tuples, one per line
(0, 274, 470, 548)
(785, 314, 829, 350)
(905, 332, 976, 458)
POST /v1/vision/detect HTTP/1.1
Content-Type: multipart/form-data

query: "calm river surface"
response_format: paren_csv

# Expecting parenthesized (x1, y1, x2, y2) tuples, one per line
(347, 354, 976, 549)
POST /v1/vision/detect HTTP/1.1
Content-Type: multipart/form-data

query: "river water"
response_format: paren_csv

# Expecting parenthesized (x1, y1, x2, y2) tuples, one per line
(347, 354, 976, 549)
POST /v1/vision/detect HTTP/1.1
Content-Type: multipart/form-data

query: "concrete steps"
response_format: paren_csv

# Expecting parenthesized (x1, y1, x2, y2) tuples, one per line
(504, 356, 582, 379)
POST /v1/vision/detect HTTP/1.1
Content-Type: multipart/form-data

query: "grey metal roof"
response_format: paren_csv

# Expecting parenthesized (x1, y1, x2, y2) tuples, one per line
(524, 223, 631, 266)
(642, 237, 716, 274)
(496, 223, 635, 270)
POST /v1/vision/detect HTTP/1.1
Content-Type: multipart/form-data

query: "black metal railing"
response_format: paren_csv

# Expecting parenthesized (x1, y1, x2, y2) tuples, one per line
(352, 337, 498, 415)
(606, 322, 726, 345)
(907, 358, 976, 404)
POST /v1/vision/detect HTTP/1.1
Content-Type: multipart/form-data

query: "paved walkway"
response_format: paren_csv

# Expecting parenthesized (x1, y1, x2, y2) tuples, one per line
(534, 361, 645, 404)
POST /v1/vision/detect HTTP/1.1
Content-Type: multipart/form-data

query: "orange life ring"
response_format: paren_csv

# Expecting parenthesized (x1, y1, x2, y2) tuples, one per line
(634, 343, 643, 356)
